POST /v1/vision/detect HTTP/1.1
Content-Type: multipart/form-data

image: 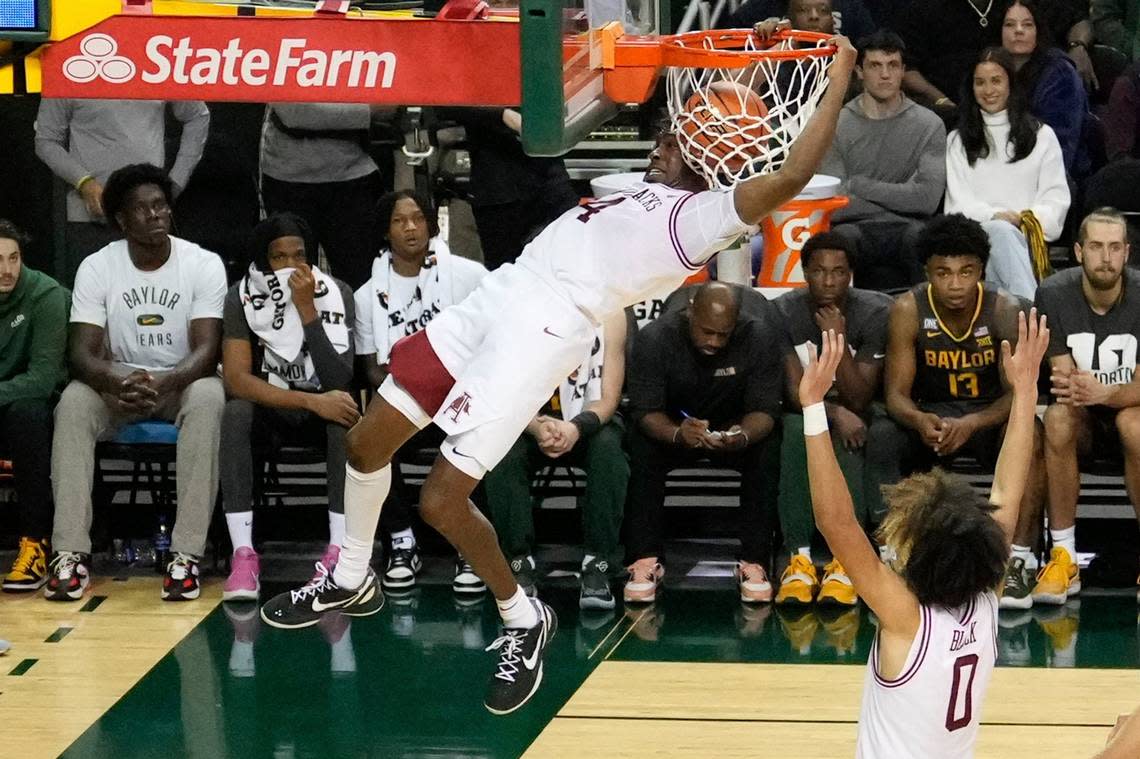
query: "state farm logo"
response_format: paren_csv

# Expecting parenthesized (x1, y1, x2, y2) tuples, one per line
(61, 32, 397, 90)
(64, 34, 137, 84)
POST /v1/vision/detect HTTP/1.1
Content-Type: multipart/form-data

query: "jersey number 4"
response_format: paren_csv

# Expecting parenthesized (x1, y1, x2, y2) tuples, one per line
(945, 653, 979, 732)
(577, 197, 627, 223)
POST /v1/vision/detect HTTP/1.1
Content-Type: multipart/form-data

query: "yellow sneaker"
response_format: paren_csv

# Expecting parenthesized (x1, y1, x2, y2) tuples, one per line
(776, 607, 819, 655)
(817, 560, 858, 606)
(2, 537, 49, 593)
(775, 554, 819, 605)
(818, 606, 860, 656)
(1032, 546, 1081, 605)
(1034, 603, 1080, 655)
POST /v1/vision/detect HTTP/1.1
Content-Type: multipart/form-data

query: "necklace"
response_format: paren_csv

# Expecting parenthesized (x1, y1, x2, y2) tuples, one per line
(966, 0, 993, 27)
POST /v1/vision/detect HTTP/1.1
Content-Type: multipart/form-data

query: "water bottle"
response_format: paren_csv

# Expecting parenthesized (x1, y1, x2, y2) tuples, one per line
(154, 514, 171, 573)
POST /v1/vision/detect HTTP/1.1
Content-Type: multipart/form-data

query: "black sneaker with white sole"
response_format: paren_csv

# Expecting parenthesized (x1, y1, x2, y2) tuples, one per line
(579, 557, 615, 610)
(453, 556, 487, 595)
(484, 599, 558, 715)
(383, 545, 422, 590)
(44, 551, 91, 601)
(261, 562, 384, 629)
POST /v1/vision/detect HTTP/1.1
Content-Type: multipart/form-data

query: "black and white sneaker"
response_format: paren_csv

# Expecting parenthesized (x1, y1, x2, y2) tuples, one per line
(383, 545, 422, 590)
(579, 557, 615, 610)
(43, 551, 91, 601)
(162, 553, 201, 601)
(261, 562, 384, 629)
(453, 556, 487, 595)
(484, 599, 558, 715)
(510, 554, 538, 597)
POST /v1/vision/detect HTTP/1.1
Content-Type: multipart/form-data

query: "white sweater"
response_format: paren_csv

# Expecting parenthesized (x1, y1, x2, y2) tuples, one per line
(945, 110, 1071, 240)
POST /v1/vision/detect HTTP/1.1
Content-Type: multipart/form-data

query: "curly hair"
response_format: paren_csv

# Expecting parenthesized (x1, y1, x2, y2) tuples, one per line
(801, 230, 858, 272)
(101, 164, 174, 233)
(877, 468, 1008, 609)
(916, 214, 991, 269)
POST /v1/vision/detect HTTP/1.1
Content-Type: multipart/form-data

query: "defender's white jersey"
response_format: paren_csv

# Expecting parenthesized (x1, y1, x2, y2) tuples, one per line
(516, 181, 750, 322)
(857, 592, 998, 759)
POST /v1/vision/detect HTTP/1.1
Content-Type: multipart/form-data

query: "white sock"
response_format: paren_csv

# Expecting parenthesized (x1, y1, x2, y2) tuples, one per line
(1011, 544, 1038, 570)
(390, 528, 416, 550)
(226, 511, 254, 552)
(328, 511, 346, 548)
(329, 625, 356, 674)
(497, 585, 539, 629)
(1049, 527, 1077, 560)
(331, 464, 391, 589)
(582, 553, 596, 570)
(796, 547, 811, 561)
(228, 639, 255, 678)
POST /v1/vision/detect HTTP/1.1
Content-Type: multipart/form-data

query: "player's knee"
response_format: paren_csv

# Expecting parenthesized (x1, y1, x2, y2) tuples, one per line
(346, 426, 389, 472)
(1115, 408, 1140, 450)
(1043, 404, 1079, 446)
(418, 483, 456, 531)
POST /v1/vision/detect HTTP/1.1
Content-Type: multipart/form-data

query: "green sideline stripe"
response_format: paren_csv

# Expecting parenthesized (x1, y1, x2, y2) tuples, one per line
(79, 596, 106, 613)
(8, 658, 37, 676)
(45, 626, 74, 643)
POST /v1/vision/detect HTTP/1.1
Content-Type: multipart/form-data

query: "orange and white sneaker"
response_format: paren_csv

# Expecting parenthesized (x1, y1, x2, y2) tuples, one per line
(775, 554, 819, 605)
(735, 561, 773, 603)
(623, 558, 664, 603)
(1032, 546, 1081, 605)
(817, 560, 858, 606)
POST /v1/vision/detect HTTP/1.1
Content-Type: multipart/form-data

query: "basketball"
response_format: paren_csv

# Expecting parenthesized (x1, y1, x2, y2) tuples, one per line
(678, 80, 770, 175)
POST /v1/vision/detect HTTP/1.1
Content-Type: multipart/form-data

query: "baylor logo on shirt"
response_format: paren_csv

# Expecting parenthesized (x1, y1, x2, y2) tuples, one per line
(137, 314, 165, 326)
(1067, 333, 1138, 385)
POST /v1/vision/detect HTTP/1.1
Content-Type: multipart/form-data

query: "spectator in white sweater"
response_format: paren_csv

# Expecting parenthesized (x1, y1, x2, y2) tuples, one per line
(945, 47, 1071, 300)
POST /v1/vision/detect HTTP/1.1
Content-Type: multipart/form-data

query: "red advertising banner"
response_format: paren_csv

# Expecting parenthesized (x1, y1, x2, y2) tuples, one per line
(40, 15, 521, 105)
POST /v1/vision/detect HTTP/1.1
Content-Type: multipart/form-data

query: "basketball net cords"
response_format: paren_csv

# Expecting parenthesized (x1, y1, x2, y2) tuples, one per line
(666, 35, 834, 191)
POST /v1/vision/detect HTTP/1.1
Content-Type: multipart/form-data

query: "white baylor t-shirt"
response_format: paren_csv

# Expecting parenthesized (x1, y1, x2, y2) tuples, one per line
(71, 237, 227, 371)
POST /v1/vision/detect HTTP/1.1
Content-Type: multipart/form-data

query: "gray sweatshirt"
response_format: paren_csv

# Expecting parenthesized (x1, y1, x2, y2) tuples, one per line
(821, 95, 947, 222)
(260, 103, 379, 184)
(34, 98, 210, 223)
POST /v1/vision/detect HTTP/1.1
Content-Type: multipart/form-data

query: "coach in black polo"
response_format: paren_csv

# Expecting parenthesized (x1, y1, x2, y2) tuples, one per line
(624, 281, 784, 603)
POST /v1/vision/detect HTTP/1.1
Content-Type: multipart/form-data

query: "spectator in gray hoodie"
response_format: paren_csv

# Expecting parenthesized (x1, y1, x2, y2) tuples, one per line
(821, 31, 947, 290)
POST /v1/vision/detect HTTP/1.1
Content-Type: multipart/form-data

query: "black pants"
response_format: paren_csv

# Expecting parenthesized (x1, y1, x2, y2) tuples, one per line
(261, 172, 383, 290)
(0, 398, 54, 538)
(63, 222, 120, 289)
(472, 182, 579, 271)
(625, 425, 778, 566)
(220, 399, 347, 515)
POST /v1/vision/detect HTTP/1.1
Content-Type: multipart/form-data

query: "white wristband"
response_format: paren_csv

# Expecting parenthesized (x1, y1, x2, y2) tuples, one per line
(803, 402, 828, 436)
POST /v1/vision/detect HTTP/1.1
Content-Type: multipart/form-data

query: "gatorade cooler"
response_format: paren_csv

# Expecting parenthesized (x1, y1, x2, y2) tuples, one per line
(756, 174, 847, 288)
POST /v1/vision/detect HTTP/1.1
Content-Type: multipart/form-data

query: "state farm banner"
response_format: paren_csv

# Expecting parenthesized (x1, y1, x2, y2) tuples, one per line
(41, 15, 521, 105)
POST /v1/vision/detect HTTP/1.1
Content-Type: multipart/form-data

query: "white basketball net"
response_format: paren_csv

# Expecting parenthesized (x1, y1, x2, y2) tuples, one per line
(666, 32, 835, 190)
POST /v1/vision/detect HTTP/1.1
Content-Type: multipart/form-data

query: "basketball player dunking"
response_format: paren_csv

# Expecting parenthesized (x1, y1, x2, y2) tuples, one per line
(260, 38, 857, 715)
(799, 309, 1049, 758)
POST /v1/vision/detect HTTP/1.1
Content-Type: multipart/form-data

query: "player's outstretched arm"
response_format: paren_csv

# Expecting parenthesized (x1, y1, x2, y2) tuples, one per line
(800, 330, 920, 635)
(1094, 704, 1140, 759)
(733, 36, 857, 225)
(989, 309, 1049, 546)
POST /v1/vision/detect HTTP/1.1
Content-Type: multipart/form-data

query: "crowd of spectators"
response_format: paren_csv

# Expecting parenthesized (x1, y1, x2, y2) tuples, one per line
(3, 0, 1140, 615)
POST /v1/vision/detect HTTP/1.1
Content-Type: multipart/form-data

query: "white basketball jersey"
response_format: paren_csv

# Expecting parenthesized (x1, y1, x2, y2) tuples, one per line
(515, 181, 750, 322)
(856, 592, 998, 759)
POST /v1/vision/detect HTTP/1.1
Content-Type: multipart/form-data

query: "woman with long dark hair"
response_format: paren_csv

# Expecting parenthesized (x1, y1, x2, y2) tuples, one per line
(1001, 0, 1091, 177)
(945, 47, 1070, 299)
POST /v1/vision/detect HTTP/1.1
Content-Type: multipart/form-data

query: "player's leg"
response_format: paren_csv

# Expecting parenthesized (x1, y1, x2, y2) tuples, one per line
(419, 454, 557, 715)
(1113, 407, 1140, 603)
(999, 419, 1046, 609)
(260, 391, 421, 628)
(1035, 403, 1092, 604)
